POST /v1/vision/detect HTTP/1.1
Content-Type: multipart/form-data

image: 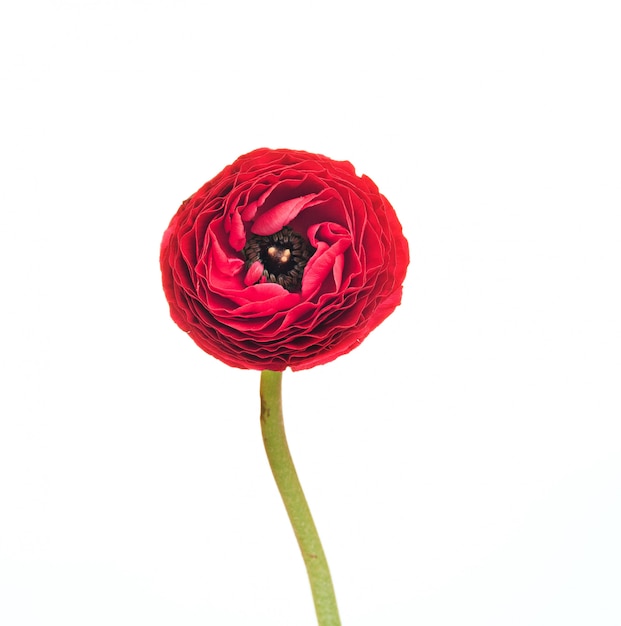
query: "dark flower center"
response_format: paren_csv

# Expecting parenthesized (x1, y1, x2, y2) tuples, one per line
(243, 226, 314, 292)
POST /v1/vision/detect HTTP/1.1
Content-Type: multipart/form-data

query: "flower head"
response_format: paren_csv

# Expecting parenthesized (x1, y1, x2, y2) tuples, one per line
(160, 148, 409, 370)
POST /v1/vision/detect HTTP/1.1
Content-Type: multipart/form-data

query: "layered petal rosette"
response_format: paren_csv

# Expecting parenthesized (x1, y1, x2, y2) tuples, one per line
(160, 148, 409, 370)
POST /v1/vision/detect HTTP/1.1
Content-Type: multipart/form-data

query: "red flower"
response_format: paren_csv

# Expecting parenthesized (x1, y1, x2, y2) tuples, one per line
(160, 148, 409, 371)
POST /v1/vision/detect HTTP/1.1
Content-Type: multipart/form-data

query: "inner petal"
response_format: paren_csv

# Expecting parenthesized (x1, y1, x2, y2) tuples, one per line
(251, 193, 319, 236)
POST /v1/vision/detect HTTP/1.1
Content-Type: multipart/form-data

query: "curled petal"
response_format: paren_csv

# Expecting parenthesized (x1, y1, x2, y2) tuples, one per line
(252, 193, 318, 235)
(244, 260, 265, 286)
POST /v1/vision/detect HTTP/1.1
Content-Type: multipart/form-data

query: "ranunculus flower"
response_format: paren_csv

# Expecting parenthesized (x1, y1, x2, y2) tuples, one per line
(160, 148, 409, 370)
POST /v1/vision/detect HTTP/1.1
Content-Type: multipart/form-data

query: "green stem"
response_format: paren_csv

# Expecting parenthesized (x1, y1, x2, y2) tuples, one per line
(260, 370, 341, 626)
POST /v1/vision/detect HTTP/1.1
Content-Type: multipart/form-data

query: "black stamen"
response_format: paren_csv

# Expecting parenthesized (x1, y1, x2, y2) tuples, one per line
(242, 226, 314, 292)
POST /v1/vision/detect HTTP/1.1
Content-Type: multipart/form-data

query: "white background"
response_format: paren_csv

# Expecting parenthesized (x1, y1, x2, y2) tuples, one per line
(1, 1, 620, 624)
